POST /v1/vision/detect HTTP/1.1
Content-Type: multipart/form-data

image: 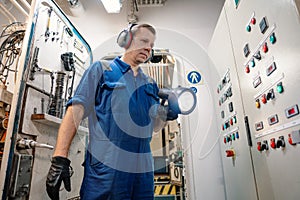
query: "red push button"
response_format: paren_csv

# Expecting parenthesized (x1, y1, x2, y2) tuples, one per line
(270, 138, 276, 149)
(257, 142, 262, 151)
(251, 18, 256, 25)
(261, 94, 267, 104)
(245, 66, 250, 73)
(262, 42, 268, 53)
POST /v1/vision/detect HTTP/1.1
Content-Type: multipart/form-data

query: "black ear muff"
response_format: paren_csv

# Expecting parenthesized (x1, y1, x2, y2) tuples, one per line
(117, 24, 137, 49)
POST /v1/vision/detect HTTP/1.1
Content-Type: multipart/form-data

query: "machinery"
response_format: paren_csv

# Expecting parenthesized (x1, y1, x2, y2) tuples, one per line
(0, 0, 92, 199)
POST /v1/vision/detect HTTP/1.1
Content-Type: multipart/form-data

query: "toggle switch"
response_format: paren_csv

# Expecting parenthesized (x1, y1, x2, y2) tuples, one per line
(258, 140, 268, 151)
(226, 149, 235, 157)
(276, 136, 285, 148)
(266, 89, 275, 100)
(253, 51, 261, 60)
(288, 134, 296, 145)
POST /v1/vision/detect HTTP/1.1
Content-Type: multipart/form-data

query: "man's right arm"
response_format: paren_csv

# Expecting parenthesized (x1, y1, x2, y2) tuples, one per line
(53, 104, 84, 157)
(46, 104, 84, 200)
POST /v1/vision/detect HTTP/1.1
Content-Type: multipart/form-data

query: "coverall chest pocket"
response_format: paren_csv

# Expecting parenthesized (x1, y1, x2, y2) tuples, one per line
(96, 81, 127, 114)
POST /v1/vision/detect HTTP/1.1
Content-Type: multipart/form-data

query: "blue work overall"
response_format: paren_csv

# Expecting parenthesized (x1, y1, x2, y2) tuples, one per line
(67, 57, 159, 200)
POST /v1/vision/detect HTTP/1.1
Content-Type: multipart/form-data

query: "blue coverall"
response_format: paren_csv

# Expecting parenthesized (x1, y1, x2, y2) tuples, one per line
(67, 57, 160, 200)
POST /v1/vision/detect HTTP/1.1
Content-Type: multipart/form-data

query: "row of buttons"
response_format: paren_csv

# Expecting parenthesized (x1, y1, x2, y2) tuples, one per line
(257, 132, 300, 152)
(255, 104, 299, 131)
(255, 82, 283, 109)
(223, 131, 240, 144)
(222, 115, 237, 131)
(243, 15, 277, 74)
(257, 136, 285, 152)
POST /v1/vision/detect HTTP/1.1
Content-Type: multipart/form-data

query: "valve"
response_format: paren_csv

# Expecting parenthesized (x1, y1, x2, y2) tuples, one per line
(17, 138, 54, 150)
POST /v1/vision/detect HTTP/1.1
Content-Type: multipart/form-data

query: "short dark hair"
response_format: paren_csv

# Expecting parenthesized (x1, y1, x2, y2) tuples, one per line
(132, 24, 156, 36)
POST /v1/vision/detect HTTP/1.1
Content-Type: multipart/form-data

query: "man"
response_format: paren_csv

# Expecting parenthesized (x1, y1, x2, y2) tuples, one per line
(46, 24, 177, 200)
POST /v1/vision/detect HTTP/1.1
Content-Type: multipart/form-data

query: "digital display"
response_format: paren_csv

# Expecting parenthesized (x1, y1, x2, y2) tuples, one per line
(259, 17, 269, 34)
(243, 43, 250, 57)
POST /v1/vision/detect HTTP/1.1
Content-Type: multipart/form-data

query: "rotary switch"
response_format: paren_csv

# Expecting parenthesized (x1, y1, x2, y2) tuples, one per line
(276, 136, 285, 148)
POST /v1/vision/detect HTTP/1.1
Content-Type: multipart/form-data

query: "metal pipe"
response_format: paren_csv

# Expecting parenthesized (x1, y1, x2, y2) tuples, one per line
(9, 0, 28, 17)
(0, 2, 16, 23)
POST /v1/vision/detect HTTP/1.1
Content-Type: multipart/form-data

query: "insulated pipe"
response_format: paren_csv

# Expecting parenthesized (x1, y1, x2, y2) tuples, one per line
(0, 2, 16, 23)
(9, 0, 28, 17)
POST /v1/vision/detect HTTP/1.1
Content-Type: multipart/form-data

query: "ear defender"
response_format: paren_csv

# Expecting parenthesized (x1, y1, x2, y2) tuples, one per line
(117, 24, 137, 49)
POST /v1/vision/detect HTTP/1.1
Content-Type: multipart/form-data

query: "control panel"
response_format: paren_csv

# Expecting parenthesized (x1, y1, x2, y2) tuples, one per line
(209, 0, 300, 200)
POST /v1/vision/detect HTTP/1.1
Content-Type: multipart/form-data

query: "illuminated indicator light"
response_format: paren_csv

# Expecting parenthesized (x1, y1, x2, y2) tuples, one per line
(249, 59, 255, 67)
(270, 33, 276, 44)
(224, 137, 227, 144)
(230, 118, 233, 125)
(233, 116, 237, 123)
(226, 149, 235, 157)
(270, 138, 276, 149)
(277, 82, 284, 93)
(268, 114, 279, 125)
(245, 66, 250, 73)
(261, 94, 267, 104)
(246, 25, 251, 32)
(235, 131, 239, 139)
(255, 99, 260, 108)
(251, 18, 256, 25)
(262, 43, 268, 53)
(289, 108, 295, 115)
(285, 104, 299, 118)
(232, 133, 235, 140)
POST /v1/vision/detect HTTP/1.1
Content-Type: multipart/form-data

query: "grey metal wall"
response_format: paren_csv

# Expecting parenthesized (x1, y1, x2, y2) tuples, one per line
(209, 0, 300, 199)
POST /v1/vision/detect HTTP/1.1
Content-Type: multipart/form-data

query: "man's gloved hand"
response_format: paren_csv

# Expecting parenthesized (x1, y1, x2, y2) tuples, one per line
(46, 156, 73, 200)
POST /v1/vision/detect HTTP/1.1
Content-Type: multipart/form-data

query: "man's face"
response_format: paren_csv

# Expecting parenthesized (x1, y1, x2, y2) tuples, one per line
(127, 27, 155, 64)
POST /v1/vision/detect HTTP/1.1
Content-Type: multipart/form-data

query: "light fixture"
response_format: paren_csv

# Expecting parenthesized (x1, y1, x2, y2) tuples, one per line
(101, 0, 122, 13)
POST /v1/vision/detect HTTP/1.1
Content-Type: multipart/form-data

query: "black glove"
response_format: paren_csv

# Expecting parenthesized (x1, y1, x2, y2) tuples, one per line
(46, 156, 73, 200)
